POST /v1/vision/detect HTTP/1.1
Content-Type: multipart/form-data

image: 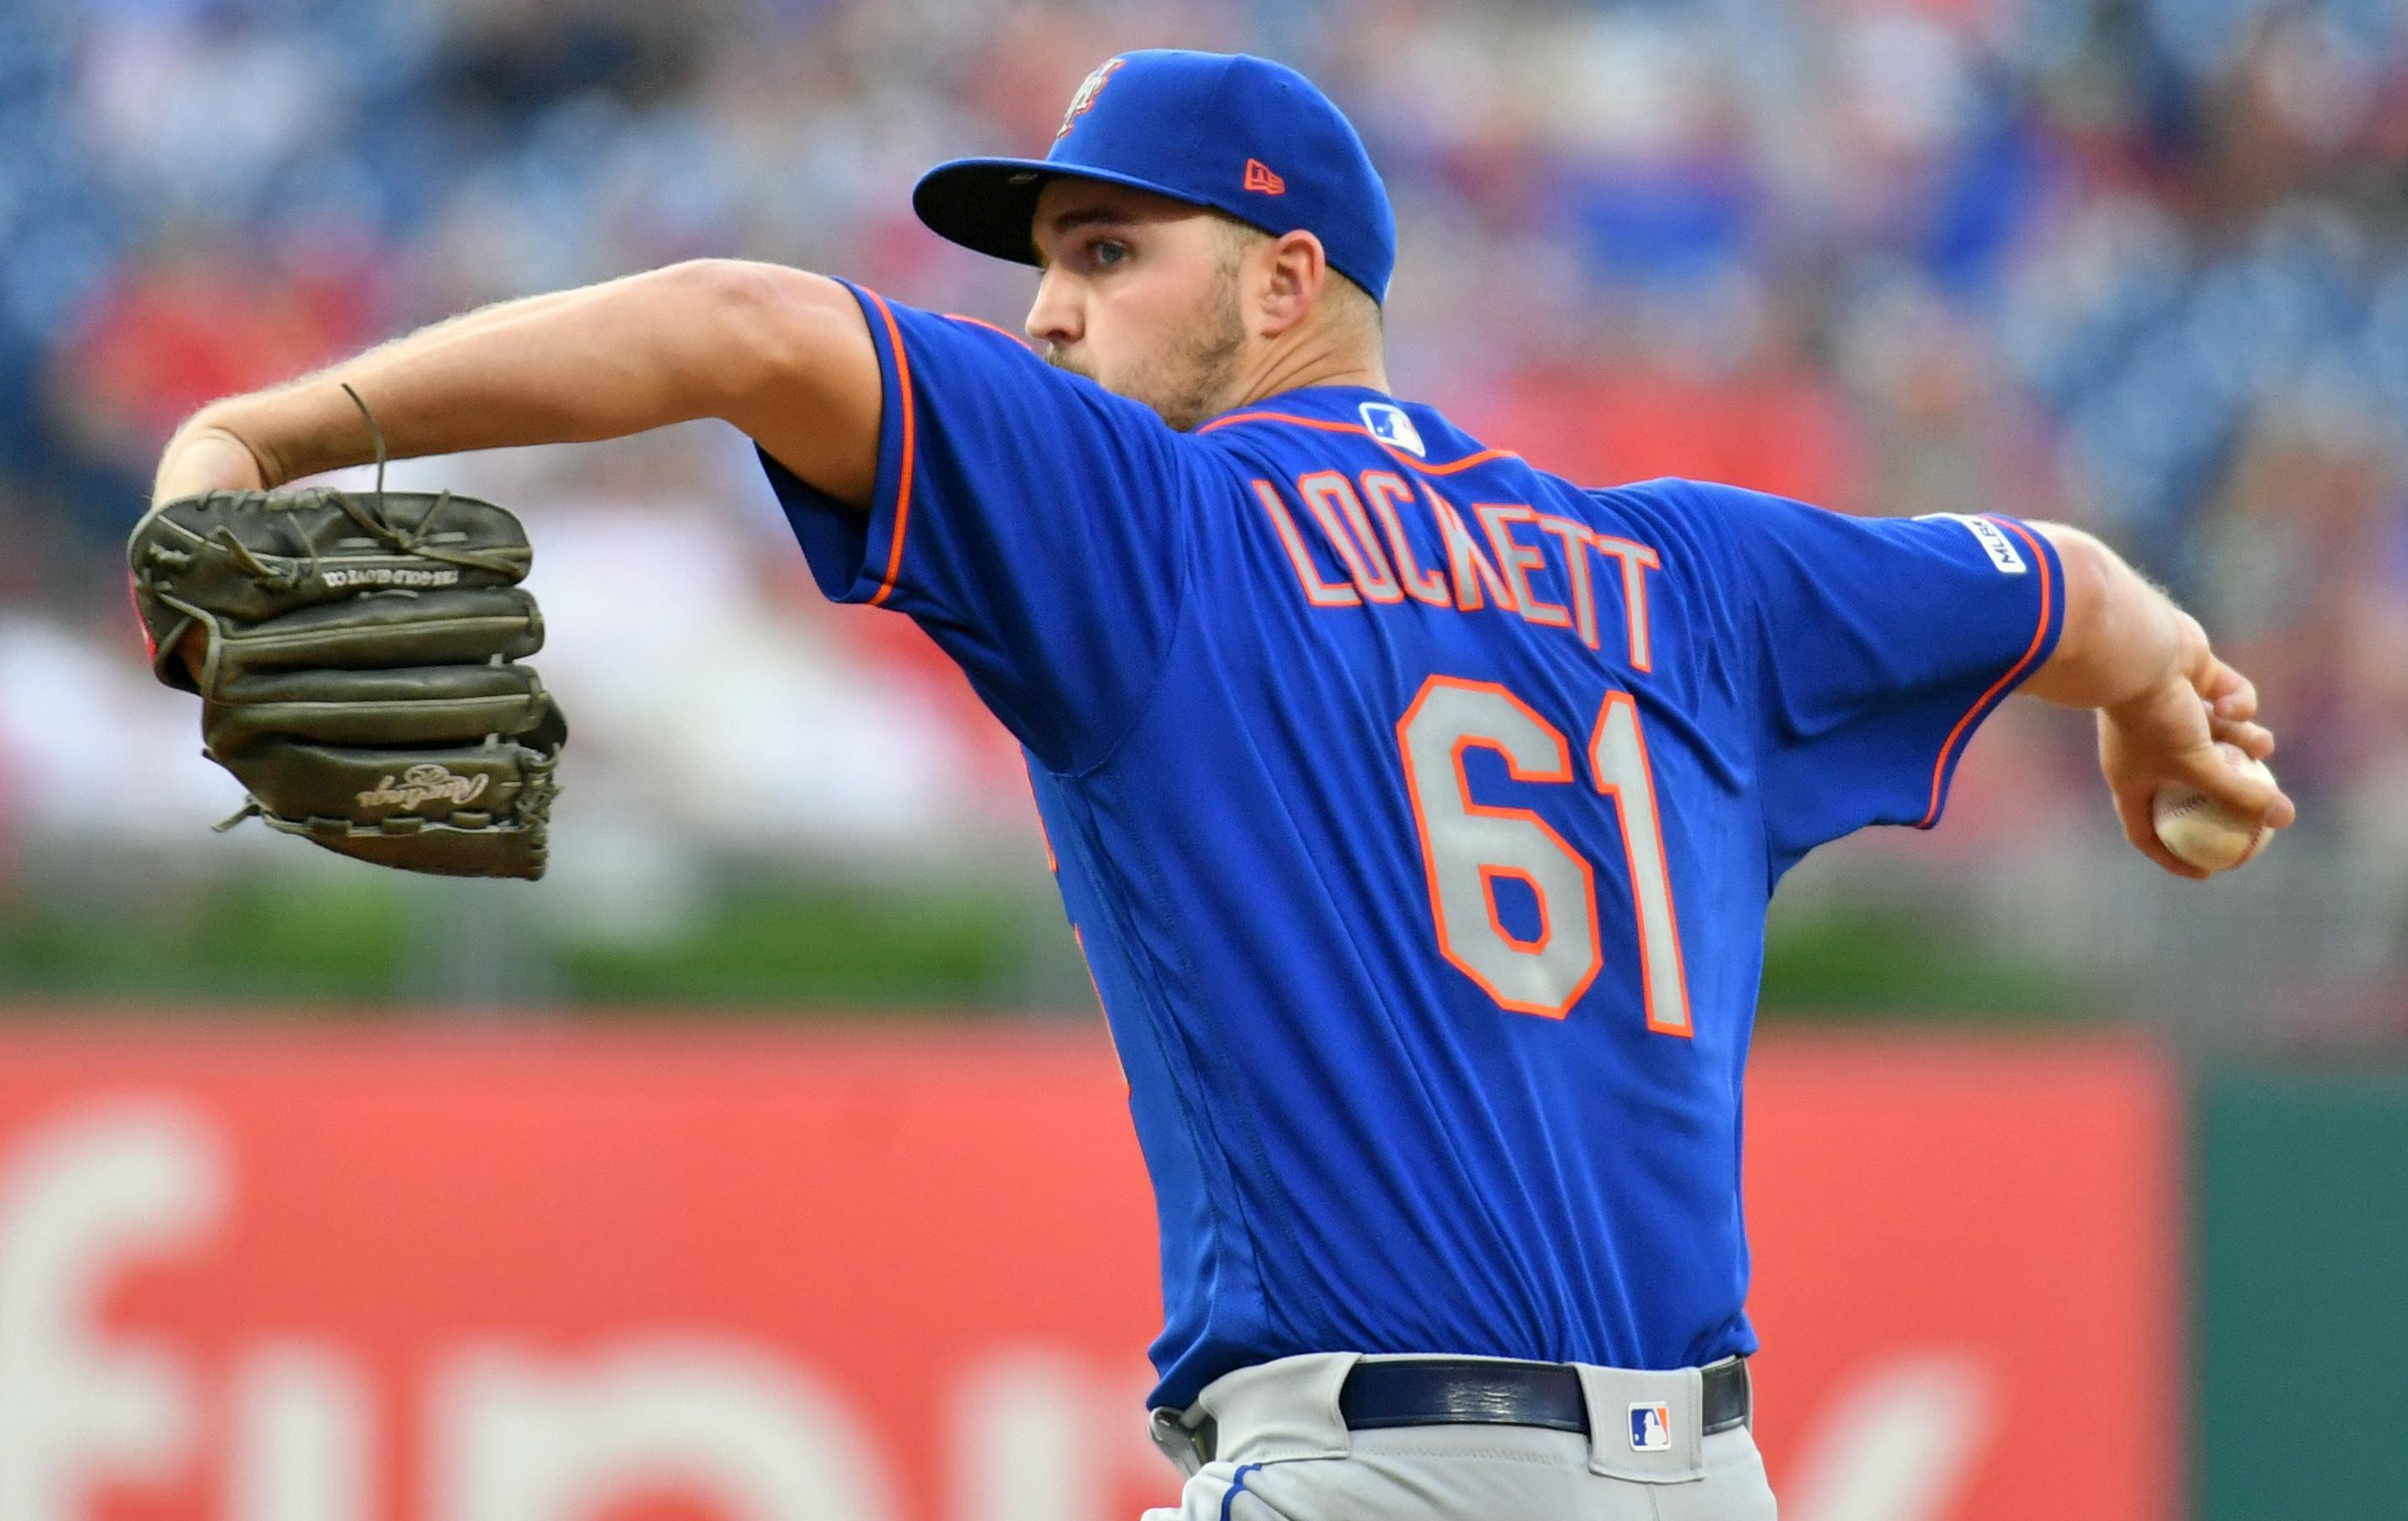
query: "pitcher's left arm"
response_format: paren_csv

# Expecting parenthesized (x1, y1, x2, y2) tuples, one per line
(153, 259, 881, 509)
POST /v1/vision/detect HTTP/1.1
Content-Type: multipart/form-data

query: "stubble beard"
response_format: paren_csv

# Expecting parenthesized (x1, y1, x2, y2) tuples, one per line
(1044, 268, 1248, 433)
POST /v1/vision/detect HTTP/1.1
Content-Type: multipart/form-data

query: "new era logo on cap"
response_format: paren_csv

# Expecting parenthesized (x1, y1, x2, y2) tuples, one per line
(1243, 157, 1286, 195)
(1629, 1403, 1672, 1451)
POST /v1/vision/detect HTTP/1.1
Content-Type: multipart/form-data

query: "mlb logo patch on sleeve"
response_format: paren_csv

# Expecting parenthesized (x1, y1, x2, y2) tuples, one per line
(1917, 513, 2027, 574)
(1629, 1403, 1672, 1451)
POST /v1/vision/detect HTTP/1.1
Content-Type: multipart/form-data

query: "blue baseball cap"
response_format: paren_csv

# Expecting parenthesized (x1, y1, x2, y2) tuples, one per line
(914, 50, 1397, 303)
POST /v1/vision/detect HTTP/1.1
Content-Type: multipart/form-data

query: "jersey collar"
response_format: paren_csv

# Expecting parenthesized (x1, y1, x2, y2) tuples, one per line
(1196, 387, 1514, 476)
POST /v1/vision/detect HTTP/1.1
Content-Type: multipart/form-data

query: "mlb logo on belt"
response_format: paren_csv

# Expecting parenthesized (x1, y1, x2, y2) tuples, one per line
(1629, 1402, 1672, 1451)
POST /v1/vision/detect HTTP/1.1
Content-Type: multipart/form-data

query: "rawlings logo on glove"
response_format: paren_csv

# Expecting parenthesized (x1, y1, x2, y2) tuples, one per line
(357, 765, 491, 812)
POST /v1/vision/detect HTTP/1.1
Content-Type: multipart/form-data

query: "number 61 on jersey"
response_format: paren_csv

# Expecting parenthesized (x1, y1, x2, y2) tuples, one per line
(1396, 676, 1693, 1034)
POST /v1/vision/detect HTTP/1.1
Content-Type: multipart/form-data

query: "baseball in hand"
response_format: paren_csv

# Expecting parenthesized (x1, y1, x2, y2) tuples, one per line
(2152, 744, 2276, 872)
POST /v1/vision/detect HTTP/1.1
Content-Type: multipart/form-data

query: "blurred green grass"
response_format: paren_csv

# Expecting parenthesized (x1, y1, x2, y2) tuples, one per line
(0, 872, 2092, 1020)
(0, 872, 1045, 1013)
(1758, 902, 2091, 1023)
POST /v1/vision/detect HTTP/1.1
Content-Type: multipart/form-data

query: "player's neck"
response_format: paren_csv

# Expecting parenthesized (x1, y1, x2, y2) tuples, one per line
(1234, 332, 1390, 411)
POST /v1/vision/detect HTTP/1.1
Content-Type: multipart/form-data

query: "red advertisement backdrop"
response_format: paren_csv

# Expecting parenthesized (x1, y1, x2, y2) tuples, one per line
(0, 1026, 2173, 1521)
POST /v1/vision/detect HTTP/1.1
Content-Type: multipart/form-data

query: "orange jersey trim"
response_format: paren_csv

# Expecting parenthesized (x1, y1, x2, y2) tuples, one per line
(1917, 516, 2055, 828)
(1071, 924, 1129, 1095)
(863, 289, 918, 609)
(943, 312, 1028, 345)
(1198, 410, 1517, 477)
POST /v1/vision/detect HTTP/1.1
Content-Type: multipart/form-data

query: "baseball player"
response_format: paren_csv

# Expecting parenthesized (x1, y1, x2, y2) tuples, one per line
(151, 50, 2290, 1519)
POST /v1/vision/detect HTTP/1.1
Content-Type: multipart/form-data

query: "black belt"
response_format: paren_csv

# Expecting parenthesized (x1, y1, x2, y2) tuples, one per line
(1338, 1355, 1749, 1439)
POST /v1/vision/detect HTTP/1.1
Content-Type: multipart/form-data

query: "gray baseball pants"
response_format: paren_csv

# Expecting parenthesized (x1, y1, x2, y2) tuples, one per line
(1143, 1352, 1778, 1520)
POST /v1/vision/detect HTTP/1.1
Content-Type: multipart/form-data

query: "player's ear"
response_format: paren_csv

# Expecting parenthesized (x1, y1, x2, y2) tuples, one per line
(1257, 230, 1328, 339)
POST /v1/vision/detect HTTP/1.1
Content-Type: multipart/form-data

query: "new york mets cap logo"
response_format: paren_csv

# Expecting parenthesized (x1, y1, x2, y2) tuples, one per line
(1055, 57, 1125, 139)
(1629, 1402, 1672, 1451)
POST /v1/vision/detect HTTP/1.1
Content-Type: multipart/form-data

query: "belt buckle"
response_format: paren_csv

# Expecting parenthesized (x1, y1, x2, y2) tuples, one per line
(1147, 1408, 1216, 1478)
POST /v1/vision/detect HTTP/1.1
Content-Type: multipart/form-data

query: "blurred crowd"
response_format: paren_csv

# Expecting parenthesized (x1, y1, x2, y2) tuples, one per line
(0, 0, 2403, 1026)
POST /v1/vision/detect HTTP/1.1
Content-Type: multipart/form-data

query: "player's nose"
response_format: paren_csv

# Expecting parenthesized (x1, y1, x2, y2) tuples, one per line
(1024, 268, 1082, 349)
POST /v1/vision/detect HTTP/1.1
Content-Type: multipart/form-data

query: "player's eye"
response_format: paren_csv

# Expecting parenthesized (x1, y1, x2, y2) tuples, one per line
(1087, 238, 1129, 269)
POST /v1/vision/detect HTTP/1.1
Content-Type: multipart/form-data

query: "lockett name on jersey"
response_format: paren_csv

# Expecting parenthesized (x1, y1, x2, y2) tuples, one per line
(1230, 448, 1662, 672)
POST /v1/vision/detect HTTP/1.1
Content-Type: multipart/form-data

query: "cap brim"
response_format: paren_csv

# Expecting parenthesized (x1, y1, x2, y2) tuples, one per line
(913, 157, 1211, 267)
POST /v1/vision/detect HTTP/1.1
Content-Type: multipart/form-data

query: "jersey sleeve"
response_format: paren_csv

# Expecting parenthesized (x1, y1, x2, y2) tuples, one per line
(1687, 481, 2066, 870)
(756, 280, 1210, 774)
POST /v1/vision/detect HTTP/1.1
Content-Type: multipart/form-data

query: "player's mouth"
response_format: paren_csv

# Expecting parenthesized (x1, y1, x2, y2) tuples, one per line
(1044, 347, 1098, 382)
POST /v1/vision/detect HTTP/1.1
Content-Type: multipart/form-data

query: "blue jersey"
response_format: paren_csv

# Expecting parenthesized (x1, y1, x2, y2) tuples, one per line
(760, 282, 2065, 1410)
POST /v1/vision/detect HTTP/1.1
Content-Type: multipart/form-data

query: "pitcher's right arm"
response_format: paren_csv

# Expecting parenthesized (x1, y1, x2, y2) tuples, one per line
(2021, 524, 2293, 878)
